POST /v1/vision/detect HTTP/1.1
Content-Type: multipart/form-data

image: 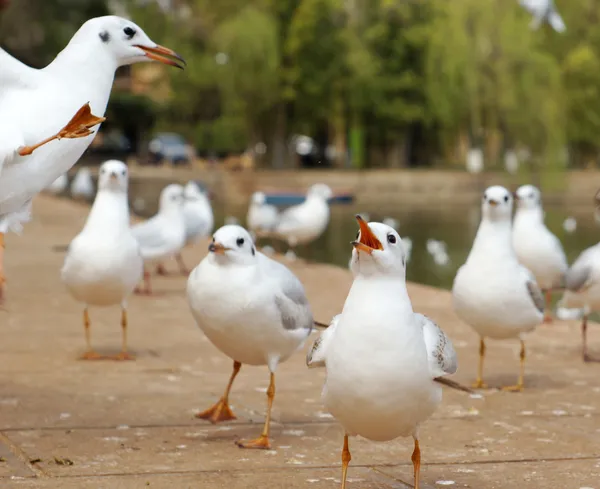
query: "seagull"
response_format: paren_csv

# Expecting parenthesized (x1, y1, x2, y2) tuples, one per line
(61, 160, 143, 360)
(131, 183, 186, 295)
(270, 183, 332, 258)
(307, 216, 466, 489)
(70, 167, 95, 201)
(0, 15, 185, 303)
(45, 173, 68, 195)
(156, 180, 213, 276)
(560, 243, 600, 362)
(246, 191, 279, 239)
(453, 186, 544, 391)
(187, 224, 313, 449)
(512, 185, 568, 322)
(520, 0, 566, 32)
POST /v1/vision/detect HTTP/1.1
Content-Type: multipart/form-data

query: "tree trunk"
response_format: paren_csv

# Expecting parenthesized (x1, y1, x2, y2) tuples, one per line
(330, 91, 346, 168)
(270, 103, 288, 169)
(386, 133, 408, 168)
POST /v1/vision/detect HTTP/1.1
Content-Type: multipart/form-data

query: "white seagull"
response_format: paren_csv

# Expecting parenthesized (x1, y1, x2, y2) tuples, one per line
(512, 184, 568, 322)
(0, 15, 184, 302)
(307, 216, 465, 489)
(187, 225, 314, 449)
(156, 180, 213, 276)
(61, 160, 143, 360)
(270, 183, 332, 257)
(520, 0, 566, 33)
(132, 183, 186, 295)
(560, 243, 600, 362)
(246, 191, 279, 239)
(70, 166, 95, 201)
(453, 186, 544, 391)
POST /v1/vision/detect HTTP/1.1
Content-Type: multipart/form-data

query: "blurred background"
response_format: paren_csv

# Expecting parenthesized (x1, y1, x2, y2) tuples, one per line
(1, 0, 598, 288)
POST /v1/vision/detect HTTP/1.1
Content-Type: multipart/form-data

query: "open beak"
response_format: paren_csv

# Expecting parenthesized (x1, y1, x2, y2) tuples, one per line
(351, 215, 383, 255)
(208, 242, 228, 254)
(136, 44, 186, 69)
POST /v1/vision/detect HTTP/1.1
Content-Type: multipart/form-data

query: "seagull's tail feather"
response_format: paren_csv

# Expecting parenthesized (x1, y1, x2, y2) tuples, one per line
(434, 377, 475, 394)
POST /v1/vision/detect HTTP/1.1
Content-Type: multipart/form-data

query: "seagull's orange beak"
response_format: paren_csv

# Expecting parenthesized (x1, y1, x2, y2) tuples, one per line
(208, 242, 228, 254)
(136, 44, 186, 69)
(351, 215, 383, 255)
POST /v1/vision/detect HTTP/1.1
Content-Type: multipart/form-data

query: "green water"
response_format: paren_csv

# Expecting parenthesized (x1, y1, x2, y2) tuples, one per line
(218, 203, 600, 290)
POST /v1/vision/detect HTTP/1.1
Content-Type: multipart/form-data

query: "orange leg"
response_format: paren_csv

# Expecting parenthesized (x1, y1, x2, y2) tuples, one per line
(112, 308, 135, 361)
(155, 263, 169, 276)
(0, 232, 5, 305)
(176, 253, 190, 275)
(18, 103, 105, 156)
(501, 340, 526, 392)
(472, 338, 487, 389)
(582, 315, 600, 362)
(134, 269, 152, 295)
(411, 438, 421, 489)
(543, 290, 553, 323)
(196, 360, 241, 423)
(236, 372, 275, 449)
(340, 434, 352, 489)
(79, 308, 104, 360)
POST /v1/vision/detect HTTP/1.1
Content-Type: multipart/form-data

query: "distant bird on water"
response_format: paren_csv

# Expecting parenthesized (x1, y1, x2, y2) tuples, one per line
(0, 15, 185, 304)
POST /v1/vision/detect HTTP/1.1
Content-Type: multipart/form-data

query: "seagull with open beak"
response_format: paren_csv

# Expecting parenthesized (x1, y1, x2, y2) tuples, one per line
(307, 215, 466, 489)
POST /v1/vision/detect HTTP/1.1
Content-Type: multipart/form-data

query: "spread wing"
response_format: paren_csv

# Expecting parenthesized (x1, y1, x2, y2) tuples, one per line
(260, 253, 314, 332)
(416, 313, 457, 378)
(306, 314, 340, 368)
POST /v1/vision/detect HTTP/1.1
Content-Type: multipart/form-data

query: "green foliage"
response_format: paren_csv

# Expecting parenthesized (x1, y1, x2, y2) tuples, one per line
(7, 0, 600, 168)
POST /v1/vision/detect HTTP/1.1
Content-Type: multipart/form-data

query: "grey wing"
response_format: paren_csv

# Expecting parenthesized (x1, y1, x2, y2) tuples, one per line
(307, 314, 340, 368)
(417, 313, 457, 378)
(519, 266, 545, 314)
(263, 254, 313, 331)
(565, 247, 597, 292)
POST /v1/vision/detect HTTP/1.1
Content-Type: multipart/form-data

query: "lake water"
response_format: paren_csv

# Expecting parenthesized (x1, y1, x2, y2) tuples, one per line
(217, 203, 600, 290)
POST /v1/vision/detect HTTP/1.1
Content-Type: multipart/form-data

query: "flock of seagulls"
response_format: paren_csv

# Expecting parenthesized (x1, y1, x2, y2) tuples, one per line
(0, 12, 596, 489)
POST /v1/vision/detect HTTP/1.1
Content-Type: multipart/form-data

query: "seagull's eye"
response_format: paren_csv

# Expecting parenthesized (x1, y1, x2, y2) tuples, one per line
(483, 195, 488, 201)
(100, 168, 105, 174)
(236, 237, 245, 247)
(504, 195, 509, 202)
(124, 27, 136, 39)
(387, 234, 397, 244)
(121, 170, 126, 176)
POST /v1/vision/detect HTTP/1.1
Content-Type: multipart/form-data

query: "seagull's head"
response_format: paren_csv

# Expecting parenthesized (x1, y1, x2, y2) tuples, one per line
(251, 192, 267, 206)
(98, 160, 128, 193)
(307, 183, 333, 201)
(482, 185, 513, 221)
(350, 215, 406, 277)
(208, 225, 257, 266)
(81, 16, 185, 69)
(183, 181, 207, 202)
(515, 184, 541, 210)
(158, 183, 185, 212)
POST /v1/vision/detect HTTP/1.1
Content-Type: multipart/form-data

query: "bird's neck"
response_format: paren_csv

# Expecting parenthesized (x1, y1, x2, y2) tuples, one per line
(46, 42, 117, 89)
(468, 218, 515, 262)
(515, 207, 543, 224)
(82, 191, 130, 234)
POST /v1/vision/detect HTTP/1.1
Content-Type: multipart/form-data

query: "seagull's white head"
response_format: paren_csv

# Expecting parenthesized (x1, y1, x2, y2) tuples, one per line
(158, 183, 185, 212)
(481, 185, 513, 222)
(184, 181, 208, 202)
(98, 160, 128, 193)
(251, 192, 267, 205)
(350, 215, 406, 277)
(307, 183, 333, 201)
(71, 16, 186, 69)
(515, 184, 541, 210)
(208, 225, 257, 266)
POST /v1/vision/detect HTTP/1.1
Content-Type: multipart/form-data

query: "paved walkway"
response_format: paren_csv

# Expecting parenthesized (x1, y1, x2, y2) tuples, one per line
(1, 195, 599, 488)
